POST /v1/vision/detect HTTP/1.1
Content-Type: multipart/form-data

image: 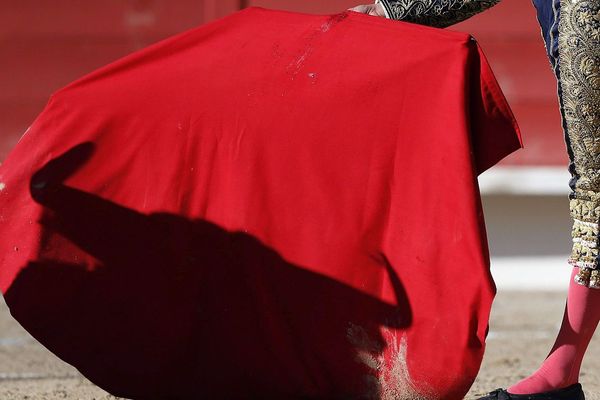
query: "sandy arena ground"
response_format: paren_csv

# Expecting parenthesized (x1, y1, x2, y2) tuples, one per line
(1, 291, 599, 399)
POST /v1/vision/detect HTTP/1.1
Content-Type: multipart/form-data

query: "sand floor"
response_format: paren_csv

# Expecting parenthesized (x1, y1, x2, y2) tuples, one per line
(1, 291, 599, 399)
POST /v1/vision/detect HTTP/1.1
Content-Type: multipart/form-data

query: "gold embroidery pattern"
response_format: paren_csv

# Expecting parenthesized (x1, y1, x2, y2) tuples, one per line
(559, 0, 600, 288)
(377, 0, 500, 27)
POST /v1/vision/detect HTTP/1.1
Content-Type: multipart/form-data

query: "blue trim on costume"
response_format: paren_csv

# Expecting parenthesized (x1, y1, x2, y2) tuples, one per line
(531, 0, 560, 69)
(531, 0, 579, 193)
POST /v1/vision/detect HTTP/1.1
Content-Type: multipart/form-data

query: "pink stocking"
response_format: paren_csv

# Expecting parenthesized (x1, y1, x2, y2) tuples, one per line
(507, 267, 600, 394)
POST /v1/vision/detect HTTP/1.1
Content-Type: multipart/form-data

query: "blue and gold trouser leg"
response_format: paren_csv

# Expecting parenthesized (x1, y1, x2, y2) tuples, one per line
(532, 0, 600, 288)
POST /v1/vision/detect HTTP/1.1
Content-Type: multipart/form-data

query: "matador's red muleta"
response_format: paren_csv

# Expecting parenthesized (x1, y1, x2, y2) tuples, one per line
(0, 7, 521, 399)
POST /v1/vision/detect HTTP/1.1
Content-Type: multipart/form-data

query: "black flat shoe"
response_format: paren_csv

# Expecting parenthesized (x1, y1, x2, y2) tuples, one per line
(476, 383, 585, 400)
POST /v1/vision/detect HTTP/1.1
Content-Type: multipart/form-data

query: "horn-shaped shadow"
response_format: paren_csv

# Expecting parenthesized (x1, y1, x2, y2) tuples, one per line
(6, 143, 412, 399)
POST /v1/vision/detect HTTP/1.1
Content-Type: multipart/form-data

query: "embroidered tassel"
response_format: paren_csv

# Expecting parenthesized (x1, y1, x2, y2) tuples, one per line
(590, 270, 600, 289)
(575, 267, 592, 287)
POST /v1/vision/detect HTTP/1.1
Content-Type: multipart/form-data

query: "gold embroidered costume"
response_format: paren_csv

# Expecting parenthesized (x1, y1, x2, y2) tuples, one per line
(375, 0, 500, 27)
(375, 0, 600, 288)
(557, 0, 600, 288)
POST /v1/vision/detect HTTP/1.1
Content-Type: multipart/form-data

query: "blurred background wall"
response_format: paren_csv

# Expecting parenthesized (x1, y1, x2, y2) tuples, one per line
(0, 0, 572, 289)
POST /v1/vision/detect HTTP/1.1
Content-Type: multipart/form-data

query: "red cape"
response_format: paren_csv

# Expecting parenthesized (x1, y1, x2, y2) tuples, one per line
(0, 7, 521, 399)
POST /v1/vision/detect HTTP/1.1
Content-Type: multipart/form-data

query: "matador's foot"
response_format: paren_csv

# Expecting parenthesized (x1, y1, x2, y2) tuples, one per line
(476, 383, 584, 400)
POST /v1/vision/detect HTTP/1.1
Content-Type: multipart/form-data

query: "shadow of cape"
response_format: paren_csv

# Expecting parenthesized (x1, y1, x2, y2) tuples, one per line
(5, 143, 413, 399)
